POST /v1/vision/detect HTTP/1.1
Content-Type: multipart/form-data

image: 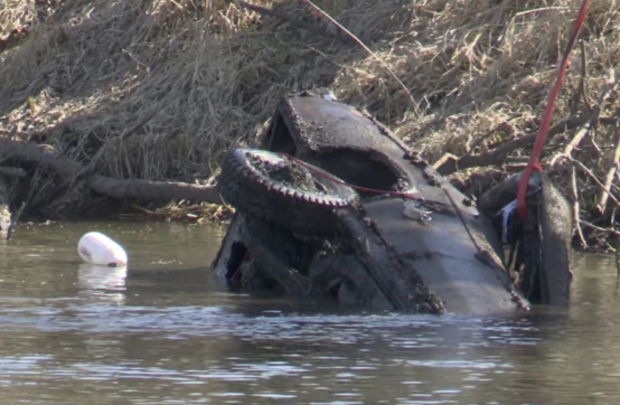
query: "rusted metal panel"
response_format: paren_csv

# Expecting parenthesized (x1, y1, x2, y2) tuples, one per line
(278, 95, 406, 156)
(363, 198, 527, 315)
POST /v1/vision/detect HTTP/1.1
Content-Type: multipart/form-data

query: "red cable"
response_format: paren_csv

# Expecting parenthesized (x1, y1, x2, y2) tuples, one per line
(516, 0, 590, 219)
(281, 153, 418, 199)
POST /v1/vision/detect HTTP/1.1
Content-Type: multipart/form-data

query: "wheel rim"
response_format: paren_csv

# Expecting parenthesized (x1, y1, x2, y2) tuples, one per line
(236, 149, 356, 206)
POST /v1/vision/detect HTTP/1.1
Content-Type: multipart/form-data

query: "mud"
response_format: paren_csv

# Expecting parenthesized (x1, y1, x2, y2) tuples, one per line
(250, 154, 318, 193)
(262, 95, 414, 193)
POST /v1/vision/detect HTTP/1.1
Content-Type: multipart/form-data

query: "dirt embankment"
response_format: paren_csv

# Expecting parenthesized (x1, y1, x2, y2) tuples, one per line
(1, 0, 619, 249)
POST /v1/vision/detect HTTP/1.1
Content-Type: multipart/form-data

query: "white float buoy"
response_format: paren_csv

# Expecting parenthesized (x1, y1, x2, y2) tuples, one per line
(78, 231, 128, 267)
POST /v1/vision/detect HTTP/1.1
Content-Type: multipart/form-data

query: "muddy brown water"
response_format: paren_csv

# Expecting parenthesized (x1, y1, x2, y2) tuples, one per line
(0, 221, 618, 405)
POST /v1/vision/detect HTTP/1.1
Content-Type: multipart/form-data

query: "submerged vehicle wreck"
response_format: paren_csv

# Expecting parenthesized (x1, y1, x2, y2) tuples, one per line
(211, 93, 573, 315)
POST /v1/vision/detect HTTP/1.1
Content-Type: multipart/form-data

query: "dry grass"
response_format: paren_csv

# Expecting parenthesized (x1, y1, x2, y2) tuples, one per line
(1, 0, 620, 231)
(119, 201, 234, 224)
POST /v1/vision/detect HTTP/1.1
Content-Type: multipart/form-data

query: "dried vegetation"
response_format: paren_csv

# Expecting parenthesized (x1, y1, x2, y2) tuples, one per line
(1, 0, 620, 248)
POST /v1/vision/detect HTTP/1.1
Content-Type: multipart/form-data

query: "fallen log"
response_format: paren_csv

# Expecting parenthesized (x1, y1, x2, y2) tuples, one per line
(89, 175, 222, 203)
(0, 167, 26, 178)
(0, 137, 223, 206)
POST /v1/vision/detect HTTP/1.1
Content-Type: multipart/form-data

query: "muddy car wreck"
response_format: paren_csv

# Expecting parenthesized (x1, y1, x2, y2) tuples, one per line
(211, 93, 573, 316)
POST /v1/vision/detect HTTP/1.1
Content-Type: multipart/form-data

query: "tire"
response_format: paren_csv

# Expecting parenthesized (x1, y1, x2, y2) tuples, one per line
(219, 148, 359, 234)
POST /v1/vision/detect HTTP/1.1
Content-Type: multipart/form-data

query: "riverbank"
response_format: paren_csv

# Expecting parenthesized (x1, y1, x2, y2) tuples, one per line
(1, 0, 619, 250)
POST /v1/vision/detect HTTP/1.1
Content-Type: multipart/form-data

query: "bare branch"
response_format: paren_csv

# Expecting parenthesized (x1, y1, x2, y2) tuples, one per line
(597, 126, 620, 214)
(434, 113, 620, 176)
(570, 164, 588, 248)
(550, 69, 616, 166)
(0, 138, 223, 205)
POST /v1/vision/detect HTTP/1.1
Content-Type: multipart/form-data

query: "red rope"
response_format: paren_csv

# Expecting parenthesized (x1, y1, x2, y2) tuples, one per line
(516, 0, 590, 219)
(282, 152, 483, 252)
(281, 153, 418, 199)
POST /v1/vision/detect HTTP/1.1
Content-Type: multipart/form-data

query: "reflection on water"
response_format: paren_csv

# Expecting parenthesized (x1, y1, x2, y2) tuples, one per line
(0, 221, 619, 404)
(78, 263, 127, 305)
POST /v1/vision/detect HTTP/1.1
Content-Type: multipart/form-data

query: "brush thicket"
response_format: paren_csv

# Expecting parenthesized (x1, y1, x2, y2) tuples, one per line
(1, 0, 619, 239)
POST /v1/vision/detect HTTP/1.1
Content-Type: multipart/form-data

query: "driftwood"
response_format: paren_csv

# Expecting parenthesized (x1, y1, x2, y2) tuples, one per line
(0, 138, 223, 206)
(550, 69, 616, 167)
(570, 164, 588, 248)
(89, 176, 221, 202)
(435, 69, 619, 177)
(598, 127, 620, 214)
(572, 158, 620, 211)
(434, 115, 620, 176)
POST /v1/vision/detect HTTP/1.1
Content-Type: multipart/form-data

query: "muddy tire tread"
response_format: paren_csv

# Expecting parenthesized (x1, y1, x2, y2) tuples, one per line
(219, 149, 358, 235)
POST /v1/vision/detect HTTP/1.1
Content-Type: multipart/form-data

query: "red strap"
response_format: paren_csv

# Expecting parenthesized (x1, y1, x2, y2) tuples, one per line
(516, 0, 590, 219)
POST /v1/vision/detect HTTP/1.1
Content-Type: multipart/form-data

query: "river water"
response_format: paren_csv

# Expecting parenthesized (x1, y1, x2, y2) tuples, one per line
(0, 221, 617, 405)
